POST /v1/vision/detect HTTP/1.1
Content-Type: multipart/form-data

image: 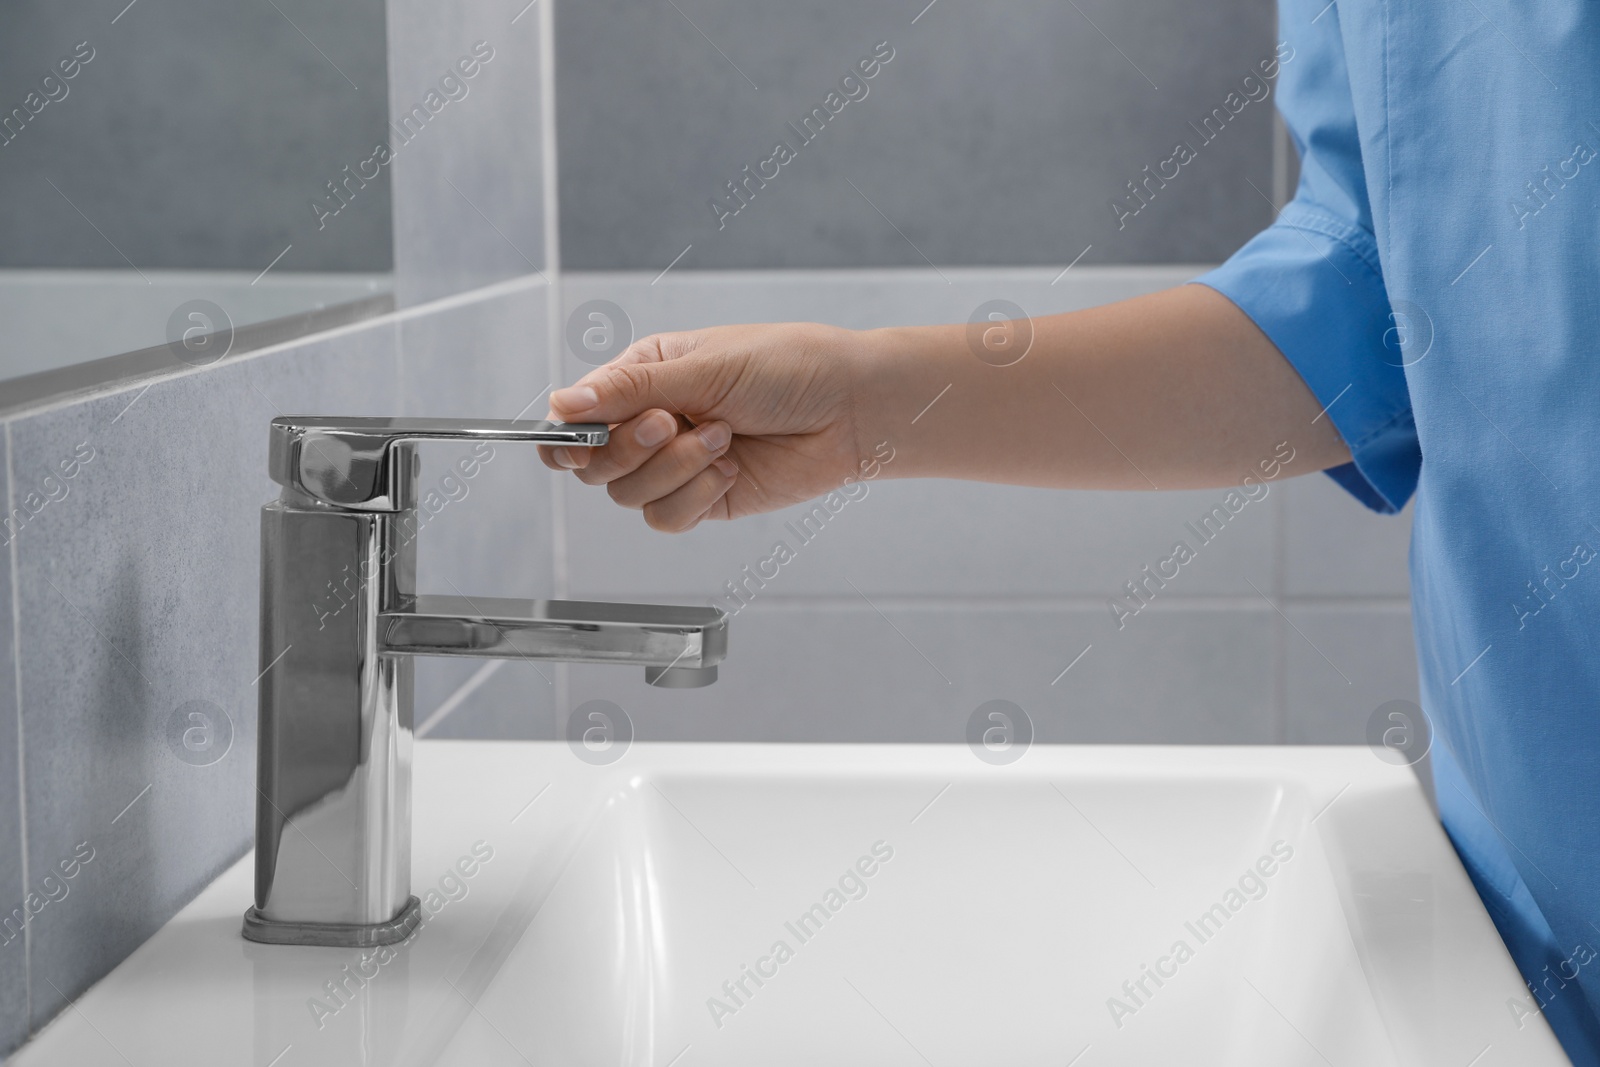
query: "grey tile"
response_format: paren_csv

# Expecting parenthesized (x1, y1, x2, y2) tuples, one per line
(11, 320, 398, 1029)
(0, 433, 26, 1057)
(388, 0, 548, 305)
(397, 280, 558, 722)
(1284, 605, 1419, 744)
(557, 0, 1276, 270)
(418, 660, 557, 741)
(1283, 475, 1413, 598)
(569, 603, 1277, 744)
(565, 475, 1279, 602)
(559, 267, 1200, 347)
(0, 1, 391, 272)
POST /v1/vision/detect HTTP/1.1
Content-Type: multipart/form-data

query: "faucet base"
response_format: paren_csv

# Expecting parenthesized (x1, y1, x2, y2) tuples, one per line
(240, 896, 423, 948)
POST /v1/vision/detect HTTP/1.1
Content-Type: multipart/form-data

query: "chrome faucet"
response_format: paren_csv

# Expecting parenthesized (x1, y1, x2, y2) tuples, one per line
(242, 416, 727, 948)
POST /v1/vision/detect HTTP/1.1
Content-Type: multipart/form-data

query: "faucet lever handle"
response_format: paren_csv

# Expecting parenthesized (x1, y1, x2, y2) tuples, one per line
(270, 415, 609, 511)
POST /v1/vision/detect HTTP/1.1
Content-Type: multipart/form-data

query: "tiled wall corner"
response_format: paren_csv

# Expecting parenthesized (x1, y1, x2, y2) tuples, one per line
(386, 0, 549, 306)
(396, 279, 560, 733)
(6, 318, 399, 1036)
(0, 431, 24, 1058)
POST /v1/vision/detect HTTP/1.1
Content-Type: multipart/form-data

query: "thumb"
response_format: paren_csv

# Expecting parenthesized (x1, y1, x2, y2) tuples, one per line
(549, 333, 735, 424)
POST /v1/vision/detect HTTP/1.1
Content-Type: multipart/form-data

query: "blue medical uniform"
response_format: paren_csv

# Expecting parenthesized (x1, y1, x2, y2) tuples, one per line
(1196, 2, 1600, 1061)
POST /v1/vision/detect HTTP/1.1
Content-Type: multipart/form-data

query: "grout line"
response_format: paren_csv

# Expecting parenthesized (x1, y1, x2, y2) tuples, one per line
(539, 0, 562, 316)
(417, 661, 505, 738)
(539, 0, 572, 721)
(560, 265, 1216, 286)
(5, 423, 31, 1026)
(665, 594, 1412, 612)
(392, 315, 407, 414)
(538, 0, 567, 602)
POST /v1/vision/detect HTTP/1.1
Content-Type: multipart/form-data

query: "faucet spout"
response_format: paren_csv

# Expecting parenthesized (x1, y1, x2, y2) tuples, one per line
(381, 596, 726, 686)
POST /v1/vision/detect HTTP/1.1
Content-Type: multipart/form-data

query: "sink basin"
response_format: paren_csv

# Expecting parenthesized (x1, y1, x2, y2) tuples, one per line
(13, 742, 1566, 1065)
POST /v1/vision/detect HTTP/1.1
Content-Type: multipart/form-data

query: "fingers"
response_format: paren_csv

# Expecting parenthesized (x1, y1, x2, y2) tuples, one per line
(607, 421, 733, 508)
(538, 442, 587, 471)
(641, 458, 738, 533)
(549, 333, 738, 426)
(538, 408, 678, 479)
(539, 329, 749, 530)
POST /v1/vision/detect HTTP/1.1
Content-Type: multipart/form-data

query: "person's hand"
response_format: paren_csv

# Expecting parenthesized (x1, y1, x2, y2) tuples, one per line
(539, 323, 874, 532)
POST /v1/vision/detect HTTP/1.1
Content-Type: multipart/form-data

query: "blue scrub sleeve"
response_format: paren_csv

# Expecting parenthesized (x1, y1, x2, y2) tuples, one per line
(1192, 202, 1421, 514)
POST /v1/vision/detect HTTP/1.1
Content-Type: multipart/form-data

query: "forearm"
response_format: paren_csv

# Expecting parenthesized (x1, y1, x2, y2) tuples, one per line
(852, 283, 1351, 490)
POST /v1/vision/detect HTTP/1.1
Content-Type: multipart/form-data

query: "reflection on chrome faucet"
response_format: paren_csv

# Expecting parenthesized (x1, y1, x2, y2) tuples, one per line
(243, 416, 728, 948)
(308, 440, 496, 631)
(306, 840, 496, 1030)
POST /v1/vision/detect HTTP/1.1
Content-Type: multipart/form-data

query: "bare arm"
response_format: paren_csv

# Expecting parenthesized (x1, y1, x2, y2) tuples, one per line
(851, 284, 1349, 488)
(541, 284, 1350, 531)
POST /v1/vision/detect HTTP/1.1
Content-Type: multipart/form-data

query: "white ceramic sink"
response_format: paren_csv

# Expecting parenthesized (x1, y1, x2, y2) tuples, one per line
(12, 742, 1567, 1066)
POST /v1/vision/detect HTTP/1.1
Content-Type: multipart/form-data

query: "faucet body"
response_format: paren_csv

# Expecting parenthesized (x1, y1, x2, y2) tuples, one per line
(243, 417, 726, 947)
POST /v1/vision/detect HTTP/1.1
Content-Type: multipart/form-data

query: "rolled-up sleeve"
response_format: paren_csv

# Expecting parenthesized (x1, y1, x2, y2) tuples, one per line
(1191, 8, 1420, 514)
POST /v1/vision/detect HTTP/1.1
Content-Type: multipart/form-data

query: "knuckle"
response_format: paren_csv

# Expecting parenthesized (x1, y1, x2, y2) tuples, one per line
(604, 363, 649, 404)
(629, 334, 668, 362)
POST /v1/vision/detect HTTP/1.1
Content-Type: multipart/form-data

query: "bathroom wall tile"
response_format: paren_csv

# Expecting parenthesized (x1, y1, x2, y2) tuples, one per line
(557, 0, 1276, 270)
(559, 267, 1201, 346)
(0, 434, 27, 1059)
(418, 660, 558, 742)
(397, 279, 559, 722)
(10, 321, 399, 1029)
(1, 0, 392, 272)
(568, 603, 1278, 745)
(564, 476, 1278, 604)
(1284, 604, 1419, 744)
(387, 0, 548, 305)
(1283, 475, 1413, 598)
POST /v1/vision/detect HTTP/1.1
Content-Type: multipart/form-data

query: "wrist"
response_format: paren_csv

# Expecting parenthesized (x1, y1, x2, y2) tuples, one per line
(849, 324, 963, 480)
(845, 326, 909, 479)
